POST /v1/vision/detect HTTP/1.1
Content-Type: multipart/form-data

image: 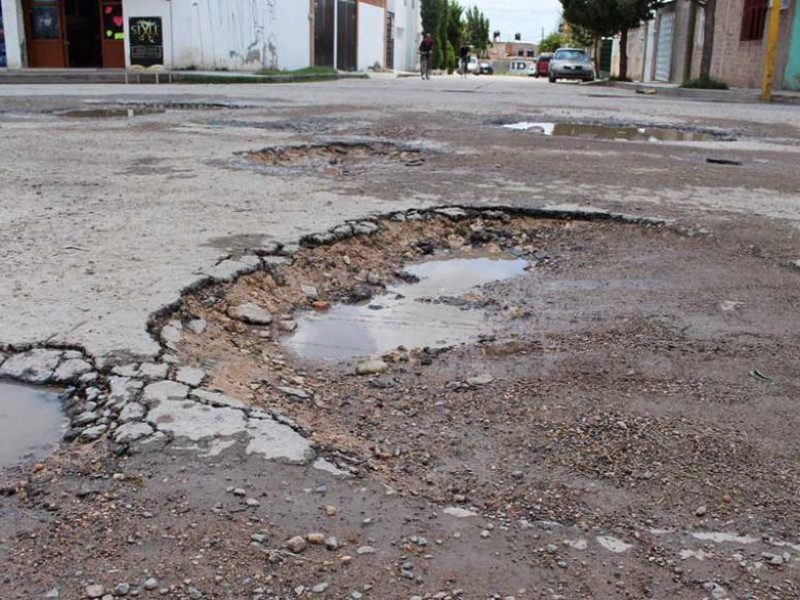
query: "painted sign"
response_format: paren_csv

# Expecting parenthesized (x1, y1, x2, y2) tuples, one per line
(129, 17, 163, 66)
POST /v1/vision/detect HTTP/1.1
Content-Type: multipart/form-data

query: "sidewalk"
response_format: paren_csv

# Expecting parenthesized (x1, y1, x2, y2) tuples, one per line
(605, 80, 800, 105)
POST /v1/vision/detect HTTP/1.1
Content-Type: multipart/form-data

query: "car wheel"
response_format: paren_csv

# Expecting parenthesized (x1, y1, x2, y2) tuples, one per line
(549, 75, 556, 83)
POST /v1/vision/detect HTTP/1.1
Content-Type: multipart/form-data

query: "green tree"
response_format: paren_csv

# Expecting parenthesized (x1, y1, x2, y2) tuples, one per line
(538, 31, 566, 53)
(464, 6, 491, 57)
(420, 0, 441, 39)
(445, 2, 465, 72)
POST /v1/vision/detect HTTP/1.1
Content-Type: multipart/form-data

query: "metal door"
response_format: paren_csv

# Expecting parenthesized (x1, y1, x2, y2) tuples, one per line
(654, 12, 675, 82)
(337, 0, 356, 71)
(24, 0, 68, 68)
(314, 0, 335, 68)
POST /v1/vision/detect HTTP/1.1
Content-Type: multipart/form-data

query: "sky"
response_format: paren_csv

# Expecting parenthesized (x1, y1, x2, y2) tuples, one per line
(470, 0, 563, 44)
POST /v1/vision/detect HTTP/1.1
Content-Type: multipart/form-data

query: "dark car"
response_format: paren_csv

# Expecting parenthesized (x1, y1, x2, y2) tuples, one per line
(534, 53, 553, 77)
(476, 61, 494, 75)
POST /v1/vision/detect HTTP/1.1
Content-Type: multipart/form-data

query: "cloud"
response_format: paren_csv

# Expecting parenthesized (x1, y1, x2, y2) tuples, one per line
(470, 0, 562, 42)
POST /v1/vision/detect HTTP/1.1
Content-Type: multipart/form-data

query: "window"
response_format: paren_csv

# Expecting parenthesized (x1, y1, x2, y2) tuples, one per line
(740, 0, 768, 41)
(526, 50, 534, 57)
(517, 49, 523, 56)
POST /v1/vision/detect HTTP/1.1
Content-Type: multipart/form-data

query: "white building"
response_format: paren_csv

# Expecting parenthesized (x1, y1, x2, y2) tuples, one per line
(0, 0, 415, 72)
(387, 0, 421, 73)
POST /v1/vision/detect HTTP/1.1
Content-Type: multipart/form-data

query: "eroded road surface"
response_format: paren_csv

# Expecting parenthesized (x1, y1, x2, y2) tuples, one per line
(1, 77, 800, 599)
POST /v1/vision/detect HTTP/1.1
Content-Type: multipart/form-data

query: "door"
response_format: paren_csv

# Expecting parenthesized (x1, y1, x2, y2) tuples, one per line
(25, 0, 68, 68)
(336, 0, 356, 71)
(654, 12, 675, 82)
(314, 0, 335, 68)
(99, 0, 124, 68)
(643, 20, 656, 81)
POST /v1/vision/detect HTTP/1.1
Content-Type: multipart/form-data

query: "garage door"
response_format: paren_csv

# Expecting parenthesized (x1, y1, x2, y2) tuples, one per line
(655, 12, 675, 82)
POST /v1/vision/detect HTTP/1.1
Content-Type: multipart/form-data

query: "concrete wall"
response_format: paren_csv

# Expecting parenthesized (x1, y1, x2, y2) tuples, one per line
(388, 0, 420, 72)
(624, 24, 648, 80)
(1, 0, 25, 68)
(124, 0, 311, 71)
(357, 1, 384, 70)
(783, 0, 800, 90)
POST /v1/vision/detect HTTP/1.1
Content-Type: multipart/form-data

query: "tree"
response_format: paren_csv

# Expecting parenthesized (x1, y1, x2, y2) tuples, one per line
(420, 0, 440, 38)
(539, 32, 566, 53)
(699, 0, 716, 80)
(445, 1, 465, 72)
(464, 6, 491, 57)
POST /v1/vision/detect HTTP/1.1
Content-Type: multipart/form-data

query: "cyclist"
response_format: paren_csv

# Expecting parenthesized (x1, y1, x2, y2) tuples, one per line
(459, 44, 471, 78)
(419, 34, 434, 80)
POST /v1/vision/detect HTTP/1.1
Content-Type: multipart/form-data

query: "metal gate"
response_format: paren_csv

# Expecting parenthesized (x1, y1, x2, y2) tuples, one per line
(654, 12, 675, 82)
(314, 0, 335, 68)
(336, 0, 357, 71)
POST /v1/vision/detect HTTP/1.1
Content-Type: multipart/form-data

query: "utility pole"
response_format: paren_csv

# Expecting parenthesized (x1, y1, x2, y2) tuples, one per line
(761, 0, 782, 101)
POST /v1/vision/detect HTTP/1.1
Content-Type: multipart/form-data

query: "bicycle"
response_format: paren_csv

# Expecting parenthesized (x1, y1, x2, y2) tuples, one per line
(420, 51, 432, 81)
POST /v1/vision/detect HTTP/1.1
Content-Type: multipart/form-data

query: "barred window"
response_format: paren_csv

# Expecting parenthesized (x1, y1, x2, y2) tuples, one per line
(740, 0, 769, 41)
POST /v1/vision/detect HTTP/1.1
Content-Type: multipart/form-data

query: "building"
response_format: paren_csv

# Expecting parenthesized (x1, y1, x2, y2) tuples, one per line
(386, 0, 421, 73)
(618, 0, 798, 89)
(0, 0, 410, 72)
(489, 40, 538, 61)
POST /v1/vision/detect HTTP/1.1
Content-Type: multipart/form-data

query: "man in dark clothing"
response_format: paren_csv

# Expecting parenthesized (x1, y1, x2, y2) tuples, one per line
(419, 34, 434, 80)
(459, 44, 471, 78)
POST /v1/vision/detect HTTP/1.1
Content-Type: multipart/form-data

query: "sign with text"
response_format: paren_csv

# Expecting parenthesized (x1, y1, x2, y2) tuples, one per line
(129, 17, 163, 67)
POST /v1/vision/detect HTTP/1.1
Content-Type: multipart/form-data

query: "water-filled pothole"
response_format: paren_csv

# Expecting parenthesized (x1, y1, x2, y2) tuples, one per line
(283, 255, 528, 361)
(503, 122, 720, 142)
(60, 107, 167, 119)
(0, 383, 67, 467)
(244, 141, 425, 174)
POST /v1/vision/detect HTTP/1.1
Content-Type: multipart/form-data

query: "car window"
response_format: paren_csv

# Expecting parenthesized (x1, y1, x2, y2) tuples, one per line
(554, 50, 587, 60)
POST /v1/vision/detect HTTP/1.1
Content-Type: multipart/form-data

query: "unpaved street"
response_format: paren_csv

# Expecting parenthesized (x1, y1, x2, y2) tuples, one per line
(1, 76, 800, 600)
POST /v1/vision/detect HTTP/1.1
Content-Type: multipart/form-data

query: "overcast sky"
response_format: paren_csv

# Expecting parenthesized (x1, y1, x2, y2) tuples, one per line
(470, 0, 563, 43)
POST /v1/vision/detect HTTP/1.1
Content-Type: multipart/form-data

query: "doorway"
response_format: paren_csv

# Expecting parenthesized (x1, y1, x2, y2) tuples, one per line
(24, 0, 124, 68)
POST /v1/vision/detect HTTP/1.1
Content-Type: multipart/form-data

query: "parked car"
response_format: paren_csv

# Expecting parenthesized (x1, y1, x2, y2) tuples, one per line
(476, 61, 494, 75)
(548, 48, 594, 83)
(534, 53, 553, 78)
(467, 56, 478, 73)
(527, 63, 538, 77)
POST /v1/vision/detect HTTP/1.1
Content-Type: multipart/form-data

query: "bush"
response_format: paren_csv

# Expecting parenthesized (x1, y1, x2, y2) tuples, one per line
(682, 77, 729, 90)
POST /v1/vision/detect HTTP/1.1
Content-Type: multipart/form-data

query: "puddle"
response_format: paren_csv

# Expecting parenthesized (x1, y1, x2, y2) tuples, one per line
(60, 107, 166, 119)
(284, 256, 528, 361)
(502, 122, 717, 142)
(0, 383, 68, 467)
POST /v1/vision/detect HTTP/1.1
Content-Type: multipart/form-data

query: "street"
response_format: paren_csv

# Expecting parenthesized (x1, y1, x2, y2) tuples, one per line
(1, 75, 800, 599)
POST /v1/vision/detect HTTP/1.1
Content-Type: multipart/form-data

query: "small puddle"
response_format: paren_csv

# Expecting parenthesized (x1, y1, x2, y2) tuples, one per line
(284, 256, 528, 361)
(503, 122, 716, 142)
(60, 107, 166, 119)
(0, 383, 68, 467)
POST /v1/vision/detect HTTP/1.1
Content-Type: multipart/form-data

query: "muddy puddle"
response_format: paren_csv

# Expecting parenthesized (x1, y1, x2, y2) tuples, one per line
(503, 122, 718, 142)
(60, 107, 167, 119)
(0, 383, 67, 468)
(283, 255, 528, 361)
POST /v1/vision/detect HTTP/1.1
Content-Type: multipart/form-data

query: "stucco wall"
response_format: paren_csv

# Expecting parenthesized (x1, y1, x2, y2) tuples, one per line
(125, 0, 310, 71)
(1, 0, 25, 68)
(358, 1, 384, 70)
(388, 0, 420, 72)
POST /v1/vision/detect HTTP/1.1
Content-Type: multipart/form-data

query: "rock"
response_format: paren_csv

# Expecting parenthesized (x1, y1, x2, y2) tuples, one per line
(762, 552, 784, 566)
(277, 386, 312, 400)
(251, 533, 268, 544)
(188, 588, 202, 599)
(175, 367, 205, 387)
(191, 389, 247, 409)
(79, 424, 108, 443)
(301, 285, 319, 300)
(350, 284, 373, 302)
(143, 578, 158, 591)
(311, 582, 329, 594)
(138, 363, 169, 380)
(113, 422, 155, 444)
(695, 505, 708, 517)
(792, 259, 800, 271)
(108, 377, 144, 404)
(435, 207, 469, 220)
(357, 546, 377, 555)
(160, 324, 182, 344)
(246, 498, 260, 507)
(73, 411, 100, 427)
(596, 535, 633, 554)
(53, 358, 94, 383)
(355, 360, 388, 376)
(307, 532, 325, 545)
(187, 319, 208, 334)
(142, 380, 189, 406)
(45, 589, 59, 598)
(113, 583, 130, 596)
(232, 488, 246, 497)
(0, 349, 63, 384)
(285, 536, 307, 553)
(118, 402, 147, 423)
(227, 302, 273, 325)
(85, 585, 105, 598)
(325, 536, 339, 550)
(466, 374, 494, 386)
(481, 530, 490, 538)
(277, 320, 298, 332)
(352, 221, 379, 236)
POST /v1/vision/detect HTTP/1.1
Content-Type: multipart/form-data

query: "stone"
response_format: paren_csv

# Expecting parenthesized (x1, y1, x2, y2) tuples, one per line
(80, 424, 108, 443)
(112, 364, 139, 378)
(466, 374, 494, 386)
(187, 319, 208, 334)
(160, 324, 182, 344)
(73, 411, 100, 427)
(276, 320, 298, 332)
(143, 578, 158, 591)
(357, 546, 377, 555)
(0, 349, 63, 384)
(53, 358, 94, 383)
(113, 583, 130, 596)
(355, 360, 388, 376)
(142, 380, 189, 406)
(113, 422, 155, 444)
(435, 207, 469, 220)
(45, 589, 59, 598)
(311, 582, 329, 594)
(138, 363, 169, 380)
(232, 488, 246, 497)
(695, 505, 708, 517)
(596, 535, 633, 554)
(175, 367, 205, 387)
(301, 285, 319, 300)
(285, 536, 307, 553)
(108, 377, 144, 404)
(352, 221, 379, 235)
(443, 506, 476, 518)
(227, 302, 272, 325)
(191, 388, 247, 409)
(307, 532, 325, 545)
(118, 402, 147, 423)
(246, 498, 260, 507)
(792, 259, 800, 271)
(251, 533, 268, 544)
(188, 588, 202, 599)
(85, 585, 105, 598)
(325, 536, 339, 550)
(277, 386, 311, 400)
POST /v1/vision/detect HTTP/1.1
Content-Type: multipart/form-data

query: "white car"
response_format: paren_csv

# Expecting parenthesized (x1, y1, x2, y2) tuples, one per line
(527, 64, 538, 77)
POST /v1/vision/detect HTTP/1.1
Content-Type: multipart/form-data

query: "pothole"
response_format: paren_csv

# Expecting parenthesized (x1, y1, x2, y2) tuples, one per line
(242, 141, 427, 175)
(284, 253, 529, 361)
(0, 383, 68, 467)
(502, 121, 725, 142)
(59, 107, 167, 119)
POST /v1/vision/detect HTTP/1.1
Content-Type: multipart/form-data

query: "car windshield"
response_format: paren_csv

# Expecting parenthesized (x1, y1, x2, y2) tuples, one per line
(554, 50, 587, 61)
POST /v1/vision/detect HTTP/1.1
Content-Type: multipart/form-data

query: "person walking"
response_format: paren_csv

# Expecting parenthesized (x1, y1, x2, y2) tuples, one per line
(419, 34, 434, 80)
(459, 44, 471, 78)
